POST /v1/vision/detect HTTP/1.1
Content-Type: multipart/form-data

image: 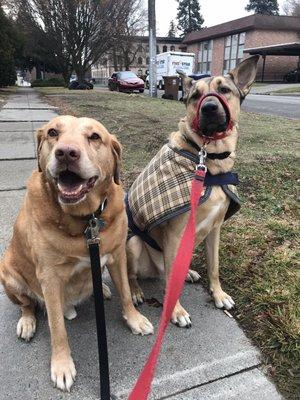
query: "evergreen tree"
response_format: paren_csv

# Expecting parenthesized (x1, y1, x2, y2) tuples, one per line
(176, 0, 204, 36)
(0, 6, 21, 86)
(168, 20, 177, 37)
(245, 0, 279, 15)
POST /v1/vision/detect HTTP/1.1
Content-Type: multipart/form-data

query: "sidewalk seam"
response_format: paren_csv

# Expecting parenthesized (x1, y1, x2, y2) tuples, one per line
(160, 363, 262, 399)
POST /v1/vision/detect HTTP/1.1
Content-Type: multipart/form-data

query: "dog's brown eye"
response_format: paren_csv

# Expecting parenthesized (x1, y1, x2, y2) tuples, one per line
(48, 129, 58, 137)
(220, 87, 231, 94)
(89, 132, 101, 140)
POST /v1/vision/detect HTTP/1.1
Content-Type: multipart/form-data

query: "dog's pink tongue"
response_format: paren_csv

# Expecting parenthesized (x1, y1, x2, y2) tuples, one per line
(58, 171, 85, 193)
(58, 181, 83, 194)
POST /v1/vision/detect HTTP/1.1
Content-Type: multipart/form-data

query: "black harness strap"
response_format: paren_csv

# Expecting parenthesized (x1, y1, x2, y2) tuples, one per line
(84, 206, 118, 400)
(182, 134, 232, 160)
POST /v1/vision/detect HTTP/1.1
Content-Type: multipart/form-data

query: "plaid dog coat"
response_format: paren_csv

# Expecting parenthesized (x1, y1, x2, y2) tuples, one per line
(126, 144, 240, 250)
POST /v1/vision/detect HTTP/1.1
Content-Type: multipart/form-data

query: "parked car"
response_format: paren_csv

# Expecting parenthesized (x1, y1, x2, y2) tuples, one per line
(108, 71, 144, 93)
(283, 68, 300, 83)
(68, 80, 93, 90)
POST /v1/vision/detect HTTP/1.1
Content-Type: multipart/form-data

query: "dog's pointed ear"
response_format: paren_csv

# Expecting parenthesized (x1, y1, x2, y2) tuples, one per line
(229, 55, 260, 98)
(111, 135, 122, 185)
(177, 69, 193, 101)
(36, 127, 45, 172)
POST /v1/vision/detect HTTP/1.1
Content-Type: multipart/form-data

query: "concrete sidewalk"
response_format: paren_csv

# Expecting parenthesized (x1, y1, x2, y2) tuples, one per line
(0, 88, 282, 400)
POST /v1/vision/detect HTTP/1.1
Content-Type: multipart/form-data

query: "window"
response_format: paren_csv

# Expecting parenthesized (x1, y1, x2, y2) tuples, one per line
(138, 57, 143, 65)
(223, 32, 246, 74)
(170, 45, 175, 51)
(197, 40, 213, 73)
(118, 71, 138, 79)
(137, 43, 143, 52)
(156, 45, 160, 54)
(146, 56, 150, 64)
(163, 45, 167, 52)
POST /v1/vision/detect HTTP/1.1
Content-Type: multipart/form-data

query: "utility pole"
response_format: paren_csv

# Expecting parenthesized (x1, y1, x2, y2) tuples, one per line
(148, 0, 157, 97)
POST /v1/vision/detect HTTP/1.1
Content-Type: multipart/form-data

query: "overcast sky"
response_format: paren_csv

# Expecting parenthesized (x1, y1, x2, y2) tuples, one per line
(155, 0, 287, 35)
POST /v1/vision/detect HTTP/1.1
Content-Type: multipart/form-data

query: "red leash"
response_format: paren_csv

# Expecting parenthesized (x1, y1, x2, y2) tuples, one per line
(128, 160, 207, 400)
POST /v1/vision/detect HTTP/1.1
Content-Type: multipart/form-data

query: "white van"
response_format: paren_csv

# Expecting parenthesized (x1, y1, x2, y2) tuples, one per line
(146, 51, 195, 89)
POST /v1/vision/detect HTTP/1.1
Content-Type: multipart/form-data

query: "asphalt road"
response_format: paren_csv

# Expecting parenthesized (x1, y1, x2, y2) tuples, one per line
(140, 88, 300, 120)
(242, 94, 300, 120)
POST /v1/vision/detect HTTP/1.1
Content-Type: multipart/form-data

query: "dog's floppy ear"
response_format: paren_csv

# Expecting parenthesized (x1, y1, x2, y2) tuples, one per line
(229, 55, 260, 98)
(36, 127, 45, 172)
(177, 69, 193, 101)
(111, 135, 122, 185)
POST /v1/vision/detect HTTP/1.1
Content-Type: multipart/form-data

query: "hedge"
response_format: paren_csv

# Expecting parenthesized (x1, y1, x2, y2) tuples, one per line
(31, 77, 65, 87)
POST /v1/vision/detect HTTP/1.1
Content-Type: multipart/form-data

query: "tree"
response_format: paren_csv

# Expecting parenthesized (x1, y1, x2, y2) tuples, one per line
(111, 0, 147, 71)
(176, 0, 204, 36)
(13, 0, 130, 84)
(168, 20, 177, 38)
(0, 6, 23, 86)
(282, 0, 300, 16)
(245, 0, 279, 15)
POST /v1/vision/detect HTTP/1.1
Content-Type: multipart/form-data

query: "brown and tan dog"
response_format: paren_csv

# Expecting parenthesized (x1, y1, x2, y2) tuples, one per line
(0, 116, 153, 392)
(126, 56, 259, 328)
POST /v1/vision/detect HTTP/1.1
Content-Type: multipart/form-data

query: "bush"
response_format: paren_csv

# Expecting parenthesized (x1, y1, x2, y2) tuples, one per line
(31, 77, 65, 87)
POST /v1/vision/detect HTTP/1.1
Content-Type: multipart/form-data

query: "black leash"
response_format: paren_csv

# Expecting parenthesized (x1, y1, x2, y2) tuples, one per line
(84, 205, 119, 400)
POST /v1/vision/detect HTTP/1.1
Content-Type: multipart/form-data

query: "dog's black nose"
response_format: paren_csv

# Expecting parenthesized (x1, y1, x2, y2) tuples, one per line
(55, 145, 81, 163)
(201, 101, 218, 114)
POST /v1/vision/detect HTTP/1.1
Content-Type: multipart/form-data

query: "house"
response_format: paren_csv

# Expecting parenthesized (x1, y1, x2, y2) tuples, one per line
(183, 14, 300, 81)
(91, 36, 183, 82)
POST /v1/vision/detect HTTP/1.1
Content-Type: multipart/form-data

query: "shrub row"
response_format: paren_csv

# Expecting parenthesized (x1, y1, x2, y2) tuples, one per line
(31, 77, 65, 87)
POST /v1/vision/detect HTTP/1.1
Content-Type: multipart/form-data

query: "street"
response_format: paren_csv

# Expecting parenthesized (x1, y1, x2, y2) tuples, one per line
(242, 94, 300, 120)
(140, 88, 300, 120)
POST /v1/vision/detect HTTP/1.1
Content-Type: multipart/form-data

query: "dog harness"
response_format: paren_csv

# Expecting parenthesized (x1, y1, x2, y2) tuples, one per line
(126, 143, 240, 251)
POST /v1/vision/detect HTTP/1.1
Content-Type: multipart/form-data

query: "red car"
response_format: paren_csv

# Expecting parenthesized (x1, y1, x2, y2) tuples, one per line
(108, 71, 144, 93)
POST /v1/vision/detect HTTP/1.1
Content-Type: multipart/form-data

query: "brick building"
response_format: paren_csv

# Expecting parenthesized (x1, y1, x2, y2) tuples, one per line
(92, 36, 183, 82)
(183, 14, 300, 81)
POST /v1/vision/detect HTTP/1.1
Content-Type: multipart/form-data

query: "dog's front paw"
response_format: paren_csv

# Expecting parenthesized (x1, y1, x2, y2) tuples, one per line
(171, 304, 191, 328)
(64, 305, 77, 320)
(186, 269, 201, 283)
(212, 289, 235, 310)
(102, 283, 112, 300)
(129, 279, 145, 306)
(132, 287, 145, 306)
(51, 355, 76, 392)
(17, 315, 36, 341)
(124, 310, 154, 336)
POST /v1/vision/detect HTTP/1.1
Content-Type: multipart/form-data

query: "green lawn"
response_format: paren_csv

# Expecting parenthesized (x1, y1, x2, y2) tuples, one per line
(272, 87, 300, 94)
(37, 87, 299, 399)
(252, 82, 269, 87)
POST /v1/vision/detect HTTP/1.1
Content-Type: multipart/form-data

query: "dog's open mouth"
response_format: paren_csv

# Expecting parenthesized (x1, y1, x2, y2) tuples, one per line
(56, 170, 98, 204)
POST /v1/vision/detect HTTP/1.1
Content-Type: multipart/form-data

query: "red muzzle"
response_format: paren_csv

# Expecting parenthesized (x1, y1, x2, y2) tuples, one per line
(191, 92, 234, 141)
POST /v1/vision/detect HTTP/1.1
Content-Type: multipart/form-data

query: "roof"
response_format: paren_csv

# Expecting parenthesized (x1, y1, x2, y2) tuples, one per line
(244, 42, 300, 56)
(183, 14, 300, 44)
(134, 35, 182, 44)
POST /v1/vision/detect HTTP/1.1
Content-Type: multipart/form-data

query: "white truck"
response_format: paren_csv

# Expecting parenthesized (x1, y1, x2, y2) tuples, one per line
(146, 51, 195, 89)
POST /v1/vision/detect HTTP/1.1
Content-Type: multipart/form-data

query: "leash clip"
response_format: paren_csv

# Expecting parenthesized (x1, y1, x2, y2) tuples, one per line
(84, 214, 105, 246)
(197, 148, 207, 172)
